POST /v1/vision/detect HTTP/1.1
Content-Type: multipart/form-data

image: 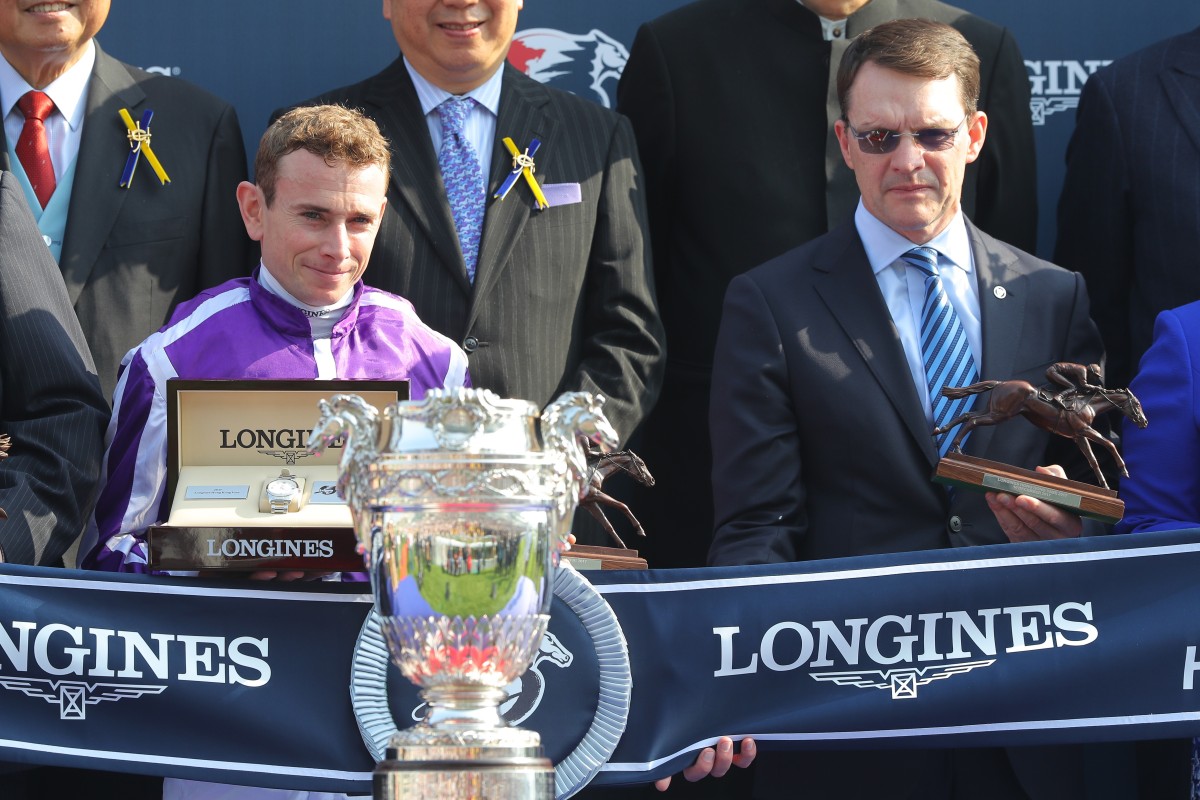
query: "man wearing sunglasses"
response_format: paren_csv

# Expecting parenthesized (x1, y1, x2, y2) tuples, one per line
(708, 19, 1104, 799)
(615, 0, 1035, 578)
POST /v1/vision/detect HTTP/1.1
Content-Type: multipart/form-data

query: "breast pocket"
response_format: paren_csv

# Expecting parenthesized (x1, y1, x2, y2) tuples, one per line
(105, 215, 186, 248)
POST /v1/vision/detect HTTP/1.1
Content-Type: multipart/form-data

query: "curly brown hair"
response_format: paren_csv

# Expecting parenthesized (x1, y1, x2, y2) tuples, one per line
(255, 105, 392, 206)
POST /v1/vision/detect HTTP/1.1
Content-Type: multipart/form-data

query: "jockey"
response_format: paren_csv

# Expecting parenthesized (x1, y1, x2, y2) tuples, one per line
(1045, 362, 1105, 407)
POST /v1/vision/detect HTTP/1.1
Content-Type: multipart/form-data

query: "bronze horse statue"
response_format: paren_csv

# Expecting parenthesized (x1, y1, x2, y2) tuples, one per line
(932, 380, 1147, 490)
(578, 438, 655, 549)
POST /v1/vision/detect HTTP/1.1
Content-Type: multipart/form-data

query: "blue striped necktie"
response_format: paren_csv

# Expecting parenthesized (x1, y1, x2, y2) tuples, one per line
(902, 246, 979, 456)
(437, 96, 485, 283)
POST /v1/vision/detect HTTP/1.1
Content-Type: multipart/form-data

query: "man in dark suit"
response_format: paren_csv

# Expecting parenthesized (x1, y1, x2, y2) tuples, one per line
(1054, 29, 1200, 796)
(616, 0, 1037, 570)
(1055, 26, 1200, 391)
(0, 167, 113, 797)
(0, 170, 107, 568)
(709, 19, 1100, 798)
(0, 0, 251, 399)
(292, 0, 664, 454)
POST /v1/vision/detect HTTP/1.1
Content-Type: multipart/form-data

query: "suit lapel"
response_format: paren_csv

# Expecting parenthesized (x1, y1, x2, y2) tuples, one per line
(1160, 34, 1200, 159)
(59, 45, 143, 306)
(366, 59, 470, 293)
(970, 221, 1025, 458)
(814, 228, 940, 465)
(469, 66, 556, 328)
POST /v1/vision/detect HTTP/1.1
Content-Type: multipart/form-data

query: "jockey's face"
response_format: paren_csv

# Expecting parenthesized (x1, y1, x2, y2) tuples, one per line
(384, 0, 523, 95)
(237, 149, 389, 307)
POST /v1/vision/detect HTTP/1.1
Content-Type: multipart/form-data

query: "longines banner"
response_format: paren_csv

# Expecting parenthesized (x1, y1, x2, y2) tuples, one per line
(1, 530, 1200, 797)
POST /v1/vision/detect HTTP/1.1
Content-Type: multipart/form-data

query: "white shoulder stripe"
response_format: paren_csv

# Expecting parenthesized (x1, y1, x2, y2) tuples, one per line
(119, 287, 253, 539)
(445, 347, 469, 390)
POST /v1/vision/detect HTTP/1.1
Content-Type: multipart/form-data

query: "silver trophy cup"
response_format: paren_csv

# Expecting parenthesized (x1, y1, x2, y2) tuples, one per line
(309, 388, 617, 799)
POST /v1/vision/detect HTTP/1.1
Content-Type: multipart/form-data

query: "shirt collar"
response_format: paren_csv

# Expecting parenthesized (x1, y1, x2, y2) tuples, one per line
(403, 56, 503, 118)
(251, 263, 364, 339)
(797, 1, 849, 40)
(0, 39, 94, 132)
(257, 260, 355, 316)
(855, 201, 974, 277)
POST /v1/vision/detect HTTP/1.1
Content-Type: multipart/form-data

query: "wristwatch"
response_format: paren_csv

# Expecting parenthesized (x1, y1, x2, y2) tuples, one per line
(264, 469, 302, 514)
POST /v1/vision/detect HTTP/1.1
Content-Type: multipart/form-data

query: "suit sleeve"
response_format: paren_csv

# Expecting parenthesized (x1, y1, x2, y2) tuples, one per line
(0, 174, 108, 566)
(564, 114, 666, 443)
(196, 103, 254, 286)
(1114, 308, 1200, 533)
(708, 274, 805, 566)
(1053, 73, 1136, 388)
(971, 26, 1038, 253)
(616, 24, 677, 309)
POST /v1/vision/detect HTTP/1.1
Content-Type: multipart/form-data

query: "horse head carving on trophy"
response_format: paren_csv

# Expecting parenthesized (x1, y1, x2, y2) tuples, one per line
(308, 394, 382, 506)
(540, 392, 620, 501)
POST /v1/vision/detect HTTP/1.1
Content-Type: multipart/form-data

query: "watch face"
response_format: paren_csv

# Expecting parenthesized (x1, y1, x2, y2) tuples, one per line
(267, 479, 298, 496)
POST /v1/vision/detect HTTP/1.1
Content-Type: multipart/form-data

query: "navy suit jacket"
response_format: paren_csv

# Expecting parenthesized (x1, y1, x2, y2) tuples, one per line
(709, 218, 1103, 566)
(1055, 26, 1200, 389)
(708, 218, 1103, 798)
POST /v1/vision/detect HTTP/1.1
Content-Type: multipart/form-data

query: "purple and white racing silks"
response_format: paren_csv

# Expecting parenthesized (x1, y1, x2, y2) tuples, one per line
(79, 270, 469, 573)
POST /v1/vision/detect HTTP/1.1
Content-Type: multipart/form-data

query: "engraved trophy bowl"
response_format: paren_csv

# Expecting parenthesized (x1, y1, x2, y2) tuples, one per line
(309, 388, 617, 799)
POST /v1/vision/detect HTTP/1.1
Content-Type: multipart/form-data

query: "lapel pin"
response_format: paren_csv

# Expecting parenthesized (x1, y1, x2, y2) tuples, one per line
(494, 136, 549, 210)
(118, 108, 170, 188)
(993, 286, 1007, 299)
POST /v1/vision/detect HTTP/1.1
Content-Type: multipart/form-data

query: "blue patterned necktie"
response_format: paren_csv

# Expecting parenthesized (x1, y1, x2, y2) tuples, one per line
(902, 246, 979, 456)
(437, 96, 485, 282)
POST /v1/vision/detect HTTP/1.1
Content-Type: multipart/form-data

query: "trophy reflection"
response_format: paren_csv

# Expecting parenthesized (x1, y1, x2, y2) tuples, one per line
(310, 388, 616, 799)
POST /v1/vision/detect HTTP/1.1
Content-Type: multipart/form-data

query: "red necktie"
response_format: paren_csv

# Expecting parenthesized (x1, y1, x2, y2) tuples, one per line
(16, 91, 56, 208)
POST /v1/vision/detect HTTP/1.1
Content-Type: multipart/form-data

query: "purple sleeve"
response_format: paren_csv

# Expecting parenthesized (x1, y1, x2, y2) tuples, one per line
(81, 350, 164, 573)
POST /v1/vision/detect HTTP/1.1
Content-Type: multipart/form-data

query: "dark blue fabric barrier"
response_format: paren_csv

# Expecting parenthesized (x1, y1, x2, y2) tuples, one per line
(0, 530, 1199, 794)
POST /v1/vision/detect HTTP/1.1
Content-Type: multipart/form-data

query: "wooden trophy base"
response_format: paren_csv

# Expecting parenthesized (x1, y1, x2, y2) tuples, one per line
(933, 452, 1123, 524)
(564, 544, 648, 570)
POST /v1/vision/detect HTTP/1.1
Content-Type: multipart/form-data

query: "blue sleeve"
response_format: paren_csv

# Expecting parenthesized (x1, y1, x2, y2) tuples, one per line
(1115, 306, 1200, 533)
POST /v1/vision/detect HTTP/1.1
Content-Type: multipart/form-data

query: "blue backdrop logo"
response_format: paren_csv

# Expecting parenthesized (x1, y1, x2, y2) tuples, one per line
(1025, 58, 1113, 125)
(508, 28, 629, 108)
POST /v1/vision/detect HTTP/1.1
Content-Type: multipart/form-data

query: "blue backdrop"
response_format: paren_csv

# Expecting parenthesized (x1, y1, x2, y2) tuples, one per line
(100, 1, 1200, 258)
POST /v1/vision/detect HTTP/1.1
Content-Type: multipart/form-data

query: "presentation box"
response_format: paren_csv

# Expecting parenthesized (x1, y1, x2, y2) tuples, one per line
(146, 379, 407, 573)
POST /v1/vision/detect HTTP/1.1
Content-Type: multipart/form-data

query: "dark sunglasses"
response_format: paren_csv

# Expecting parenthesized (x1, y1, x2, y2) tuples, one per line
(845, 117, 968, 154)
